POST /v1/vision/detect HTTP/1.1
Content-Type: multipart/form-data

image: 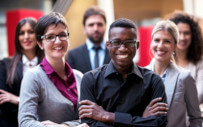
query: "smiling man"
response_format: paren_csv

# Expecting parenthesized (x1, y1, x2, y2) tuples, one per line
(79, 18, 168, 127)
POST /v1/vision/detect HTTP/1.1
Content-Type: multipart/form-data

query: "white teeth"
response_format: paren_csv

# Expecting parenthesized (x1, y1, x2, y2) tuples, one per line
(54, 47, 62, 50)
(156, 50, 165, 55)
(117, 54, 128, 59)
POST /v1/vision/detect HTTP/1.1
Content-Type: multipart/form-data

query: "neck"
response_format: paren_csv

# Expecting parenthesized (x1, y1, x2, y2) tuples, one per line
(24, 50, 36, 60)
(175, 49, 188, 67)
(116, 64, 132, 80)
(154, 60, 170, 76)
(46, 56, 67, 80)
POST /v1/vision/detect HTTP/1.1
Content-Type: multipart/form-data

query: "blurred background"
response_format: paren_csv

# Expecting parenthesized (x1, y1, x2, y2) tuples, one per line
(1, 0, 203, 66)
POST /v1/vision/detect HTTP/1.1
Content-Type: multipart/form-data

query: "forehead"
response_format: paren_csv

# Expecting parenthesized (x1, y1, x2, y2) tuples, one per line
(20, 23, 32, 30)
(177, 22, 191, 32)
(109, 27, 137, 40)
(85, 15, 105, 25)
(44, 23, 67, 34)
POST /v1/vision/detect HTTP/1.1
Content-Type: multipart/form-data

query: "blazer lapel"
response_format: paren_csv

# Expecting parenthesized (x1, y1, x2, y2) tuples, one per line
(164, 62, 179, 107)
(83, 44, 92, 70)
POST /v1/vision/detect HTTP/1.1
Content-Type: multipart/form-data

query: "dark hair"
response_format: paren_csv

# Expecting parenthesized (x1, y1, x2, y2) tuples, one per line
(7, 17, 43, 86)
(167, 10, 203, 64)
(83, 6, 106, 26)
(108, 18, 137, 38)
(35, 12, 68, 44)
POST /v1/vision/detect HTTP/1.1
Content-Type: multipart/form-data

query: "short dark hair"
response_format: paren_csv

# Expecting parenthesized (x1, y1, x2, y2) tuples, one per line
(35, 12, 68, 44)
(108, 18, 137, 38)
(167, 10, 203, 64)
(83, 6, 106, 26)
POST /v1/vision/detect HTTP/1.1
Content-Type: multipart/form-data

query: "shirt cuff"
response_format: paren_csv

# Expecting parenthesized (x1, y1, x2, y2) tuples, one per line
(114, 112, 132, 125)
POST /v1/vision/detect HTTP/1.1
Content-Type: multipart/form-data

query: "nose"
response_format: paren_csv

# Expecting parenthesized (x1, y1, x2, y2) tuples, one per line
(54, 36, 62, 44)
(93, 24, 99, 31)
(157, 41, 163, 48)
(118, 44, 128, 51)
(179, 33, 184, 41)
(24, 32, 29, 39)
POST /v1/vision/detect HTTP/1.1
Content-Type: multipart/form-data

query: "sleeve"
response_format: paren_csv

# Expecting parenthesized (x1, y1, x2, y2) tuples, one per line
(114, 74, 167, 127)
(63, 120, 81, 127)
(183, 72, 203, 127)
(196, 60, 203, 103)
(80, 72, 167, 127)
(67, 50, 75, 69)
(0, 60, 7, 90)
(18, 70, 46, 127)
(80, 73, 114, 127)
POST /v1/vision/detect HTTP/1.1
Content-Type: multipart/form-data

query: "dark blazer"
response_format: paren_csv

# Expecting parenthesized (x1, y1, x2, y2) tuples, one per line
(0, 58, 23, 127)
(67, 43, 111, 74)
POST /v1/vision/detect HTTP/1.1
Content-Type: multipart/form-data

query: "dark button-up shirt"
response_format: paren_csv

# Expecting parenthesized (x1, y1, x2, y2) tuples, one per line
(80, 61, 167, 127)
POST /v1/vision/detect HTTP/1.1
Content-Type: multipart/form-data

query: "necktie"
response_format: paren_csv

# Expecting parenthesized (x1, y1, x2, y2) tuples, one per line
(93, 46, 101, 69)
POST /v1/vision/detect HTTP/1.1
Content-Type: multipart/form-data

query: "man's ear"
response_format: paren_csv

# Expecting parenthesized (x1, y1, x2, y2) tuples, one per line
(106, 41, 110, 51)
(136, 41, 139, 50)
(37, 41, 43, 50)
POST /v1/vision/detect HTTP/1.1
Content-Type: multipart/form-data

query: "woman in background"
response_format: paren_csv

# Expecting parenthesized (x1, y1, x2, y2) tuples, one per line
(146, 20, 202, 127)
(167, 11, 203, 103)
(0, 17, 43, 127)
(18, 12, 87, 127)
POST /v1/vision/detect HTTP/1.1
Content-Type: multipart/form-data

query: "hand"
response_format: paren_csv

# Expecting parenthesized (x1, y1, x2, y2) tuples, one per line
(79, 100, 114, 123)
(0, 89, 19, 105)
(142, 97, 168, 118)
(76, 123, 89, 127)
(41, 120, 58, 125)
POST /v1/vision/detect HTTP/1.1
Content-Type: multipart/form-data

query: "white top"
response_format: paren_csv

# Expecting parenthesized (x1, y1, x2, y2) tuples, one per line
(22, 54, 38, 74)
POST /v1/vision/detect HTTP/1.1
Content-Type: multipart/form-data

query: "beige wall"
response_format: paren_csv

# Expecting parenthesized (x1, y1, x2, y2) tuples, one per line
(65, 0, 97, 50)
(65, 0, 184, 50)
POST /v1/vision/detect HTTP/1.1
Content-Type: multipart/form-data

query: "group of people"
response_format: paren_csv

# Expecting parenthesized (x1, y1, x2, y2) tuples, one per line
(0, 5, 202, 127)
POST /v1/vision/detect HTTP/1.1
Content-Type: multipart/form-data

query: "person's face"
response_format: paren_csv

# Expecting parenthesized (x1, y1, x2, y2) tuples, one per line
(84, 15, 106, 45)
(38, 23, 69, 61)
(107, 27, 138, 70)
(177, 22, 192, 52)
(151, 30, 176, 63)
(19, 22, 37, 52)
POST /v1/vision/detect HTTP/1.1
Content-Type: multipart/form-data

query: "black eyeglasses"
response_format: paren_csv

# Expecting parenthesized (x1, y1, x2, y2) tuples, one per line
(41, 33, 69, 43)
(109, 40, 138, 48)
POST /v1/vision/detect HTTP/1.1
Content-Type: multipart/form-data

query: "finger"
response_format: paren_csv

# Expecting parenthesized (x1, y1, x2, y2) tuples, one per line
(79, 100, 94, 105)
(79, 112, 93, 119)
(150, 103, 168, 110)
(79, 104, 93, 111)
(79, 108, 92, 116)
(153, 111, 167, 116)
(148, 97, 162, 107)
(0, 89, 7, 94)
(150, 106, 168, 113)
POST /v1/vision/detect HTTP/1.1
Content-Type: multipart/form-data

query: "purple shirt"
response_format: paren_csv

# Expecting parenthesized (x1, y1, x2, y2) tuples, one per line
(40, 57, 78, 109)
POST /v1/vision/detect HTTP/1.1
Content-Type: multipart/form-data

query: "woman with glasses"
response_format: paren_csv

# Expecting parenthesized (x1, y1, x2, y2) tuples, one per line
(0, 17, 43, 127)
(146, 20, 202, 127)
(18, 12, 88, 127)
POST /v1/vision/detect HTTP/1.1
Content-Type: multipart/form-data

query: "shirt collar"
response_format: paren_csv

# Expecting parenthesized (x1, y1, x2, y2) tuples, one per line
(22, 54, 38, 66)
(104, 61, 143, 79)
(86, 38, 106, 50)
(40, 57, 74, 77)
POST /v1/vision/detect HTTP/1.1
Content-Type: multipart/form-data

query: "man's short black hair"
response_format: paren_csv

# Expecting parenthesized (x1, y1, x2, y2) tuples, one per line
(108, 18, 137, 38)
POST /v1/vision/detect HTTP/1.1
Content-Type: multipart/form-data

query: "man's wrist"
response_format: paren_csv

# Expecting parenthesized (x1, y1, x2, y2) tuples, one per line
(102, 112, 115, 123)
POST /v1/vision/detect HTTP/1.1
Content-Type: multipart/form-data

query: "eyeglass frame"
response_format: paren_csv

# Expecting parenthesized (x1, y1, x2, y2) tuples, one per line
(41, 32, 69, 43)
(109, 40, 139, 48)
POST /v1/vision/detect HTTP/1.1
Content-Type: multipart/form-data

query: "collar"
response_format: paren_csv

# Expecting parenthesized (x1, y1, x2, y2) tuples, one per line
(86, 38, 106, 50)
(104, 61, 143, 79)
(22, 54, 38, 67)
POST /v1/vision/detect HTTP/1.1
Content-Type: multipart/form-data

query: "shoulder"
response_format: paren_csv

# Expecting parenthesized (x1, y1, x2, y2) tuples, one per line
(138, 65, 161, 80)
(73, 69, 83, 80)
(68, 44, 86, 53)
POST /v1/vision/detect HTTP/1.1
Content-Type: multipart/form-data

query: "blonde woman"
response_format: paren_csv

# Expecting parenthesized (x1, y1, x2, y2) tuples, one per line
(146, 20, 202, 127)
